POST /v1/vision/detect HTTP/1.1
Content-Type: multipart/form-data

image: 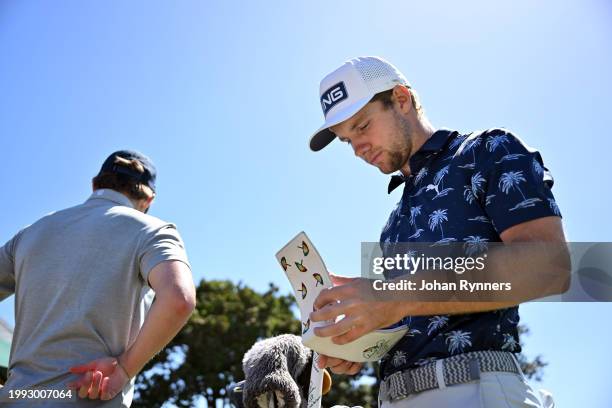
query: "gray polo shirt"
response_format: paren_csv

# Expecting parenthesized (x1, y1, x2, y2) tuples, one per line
(0, 189, 191, 407)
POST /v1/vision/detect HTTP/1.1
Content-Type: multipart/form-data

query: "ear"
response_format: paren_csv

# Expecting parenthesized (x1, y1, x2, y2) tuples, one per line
(392, 85, 413, 114)
(143, 195, 155, 212)
(136, 194, 155, 213)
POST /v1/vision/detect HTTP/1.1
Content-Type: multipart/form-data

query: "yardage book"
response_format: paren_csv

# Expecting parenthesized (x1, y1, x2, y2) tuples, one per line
(275, 232, 407, 363)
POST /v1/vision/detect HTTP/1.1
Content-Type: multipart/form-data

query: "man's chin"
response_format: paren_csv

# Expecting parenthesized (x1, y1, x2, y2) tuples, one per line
(373, 152, 407, 175)
(375, 163, 395, 175)
(378, 168, 393, 175)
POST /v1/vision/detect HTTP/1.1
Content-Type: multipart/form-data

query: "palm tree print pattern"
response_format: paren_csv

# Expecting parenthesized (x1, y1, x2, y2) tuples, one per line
(532, 158, 544, 176)
(409, 205, 422, 227)
(486, 132, 527, 164)
(378, 129, 561, 373)
(414, 167, 428, 185)
(428, 209, 448, 239)
(464, 172, 486, 204)
(449, 133, 468, 150)
(427, 209, 457, 245)
(548, 198, 561, 216)
(426, 165, 455, 199)
(499, 171, 543, 211)
(499, 171, 527, 197)
(458, 135, 483, 169)
(427, 315, 449, 336)
(445, 330, 472, 354)
(391, 350, 408, 367)
(486, 134, 510, 154)
(463, 235, 488, 256)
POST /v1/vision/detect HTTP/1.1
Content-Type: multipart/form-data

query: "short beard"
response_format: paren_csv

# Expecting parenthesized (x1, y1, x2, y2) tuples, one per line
(385, 110, 413, 172)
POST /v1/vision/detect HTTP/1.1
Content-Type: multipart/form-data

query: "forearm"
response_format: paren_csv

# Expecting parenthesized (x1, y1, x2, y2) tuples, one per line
(118, 294, 194, 377)
(388, 242, 570, 317)
(475, 241, 570, 302)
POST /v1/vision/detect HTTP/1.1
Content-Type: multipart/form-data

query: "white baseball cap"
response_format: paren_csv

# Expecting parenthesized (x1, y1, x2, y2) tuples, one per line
(309, 56, 410, 151)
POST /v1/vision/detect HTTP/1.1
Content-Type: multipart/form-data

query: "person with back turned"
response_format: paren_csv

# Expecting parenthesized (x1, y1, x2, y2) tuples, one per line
(0, 150, 196, 407)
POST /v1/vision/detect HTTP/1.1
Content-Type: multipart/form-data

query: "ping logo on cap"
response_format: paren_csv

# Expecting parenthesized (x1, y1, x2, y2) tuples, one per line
(320, 82, 348, 116)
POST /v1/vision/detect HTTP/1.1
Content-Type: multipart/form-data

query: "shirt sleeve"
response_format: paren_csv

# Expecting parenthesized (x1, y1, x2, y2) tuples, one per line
(0, 233, 19, 301)
(138, 223, 191, 284)
(475, 129, 562, 234)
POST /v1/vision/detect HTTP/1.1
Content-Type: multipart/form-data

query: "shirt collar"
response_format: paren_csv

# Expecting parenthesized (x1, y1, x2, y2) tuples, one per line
(86, 189, 135, 209)
(388, 128, 457, 194)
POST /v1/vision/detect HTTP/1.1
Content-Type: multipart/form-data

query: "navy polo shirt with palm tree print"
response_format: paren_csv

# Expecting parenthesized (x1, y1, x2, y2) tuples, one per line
(379, 128, 561, 378)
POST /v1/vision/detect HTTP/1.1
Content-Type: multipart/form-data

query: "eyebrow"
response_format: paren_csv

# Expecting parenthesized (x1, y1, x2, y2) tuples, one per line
(332, 106, 369, 137)
(349, 110, 368, 133)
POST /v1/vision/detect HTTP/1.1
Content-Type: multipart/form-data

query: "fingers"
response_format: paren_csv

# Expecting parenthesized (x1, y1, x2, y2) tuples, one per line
(329, 360, 353, 374)
(328, 273, 355, 286)
(88, 371, 103, 399)
(331, 326, 368, 345)
(326, 358, 363, 375)
(317, 355, 363, 375)
(323, 356, 347, 368)
(310, 301, 340, 323)
(72, 370, 104, 400)
(330, 361, 362, 375)
(70, 357, 125, 401)
(87, 371, 102, 399)
(313, 315, 356, 339)
(313, 285, 352, 311)
(100, 377, 111, 400)
(69, 361, 97, 374)
(78, 371, 93, 399)
(313, 312, 370, 344)
(101, 373, 128, 401)
(317, 354, 328, 369)
(345, 362, 363, 375)
(312, 295, 357, 322)
(71, 357, 118, 376)
(96, 358, 118, 375)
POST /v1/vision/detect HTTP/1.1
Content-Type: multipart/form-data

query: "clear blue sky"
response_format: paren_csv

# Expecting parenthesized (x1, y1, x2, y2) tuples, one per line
(1, 0, 611, 406)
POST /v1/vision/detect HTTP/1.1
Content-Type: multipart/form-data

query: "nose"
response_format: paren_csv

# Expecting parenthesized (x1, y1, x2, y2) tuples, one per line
(353, 141, 371, 160)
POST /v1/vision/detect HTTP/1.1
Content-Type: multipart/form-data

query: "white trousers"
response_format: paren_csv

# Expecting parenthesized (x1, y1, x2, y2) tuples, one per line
(379, 371, 547, 408)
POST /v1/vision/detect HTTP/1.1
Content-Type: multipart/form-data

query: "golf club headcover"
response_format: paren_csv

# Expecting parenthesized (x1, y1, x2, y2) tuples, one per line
(241, 334, 331, 408)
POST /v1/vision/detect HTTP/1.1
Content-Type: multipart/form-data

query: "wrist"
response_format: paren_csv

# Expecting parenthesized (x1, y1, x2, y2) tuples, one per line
(396, 300, 417, 319)
(116, 355, 136, 379)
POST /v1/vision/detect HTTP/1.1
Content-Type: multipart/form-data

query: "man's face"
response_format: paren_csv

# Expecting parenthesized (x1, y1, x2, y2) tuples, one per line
(329, 100, 413, 174)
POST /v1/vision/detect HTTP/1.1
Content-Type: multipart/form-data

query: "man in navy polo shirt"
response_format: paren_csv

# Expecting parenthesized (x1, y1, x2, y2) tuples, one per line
(308, 57, 568, 407)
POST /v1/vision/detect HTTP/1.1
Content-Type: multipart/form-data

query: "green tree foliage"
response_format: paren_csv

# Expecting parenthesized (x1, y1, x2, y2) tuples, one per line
(516, 324, 547, 382)
(133, 279, 546, 407)
(324, 363, 379, 408)
(133, 279, 300, 407)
